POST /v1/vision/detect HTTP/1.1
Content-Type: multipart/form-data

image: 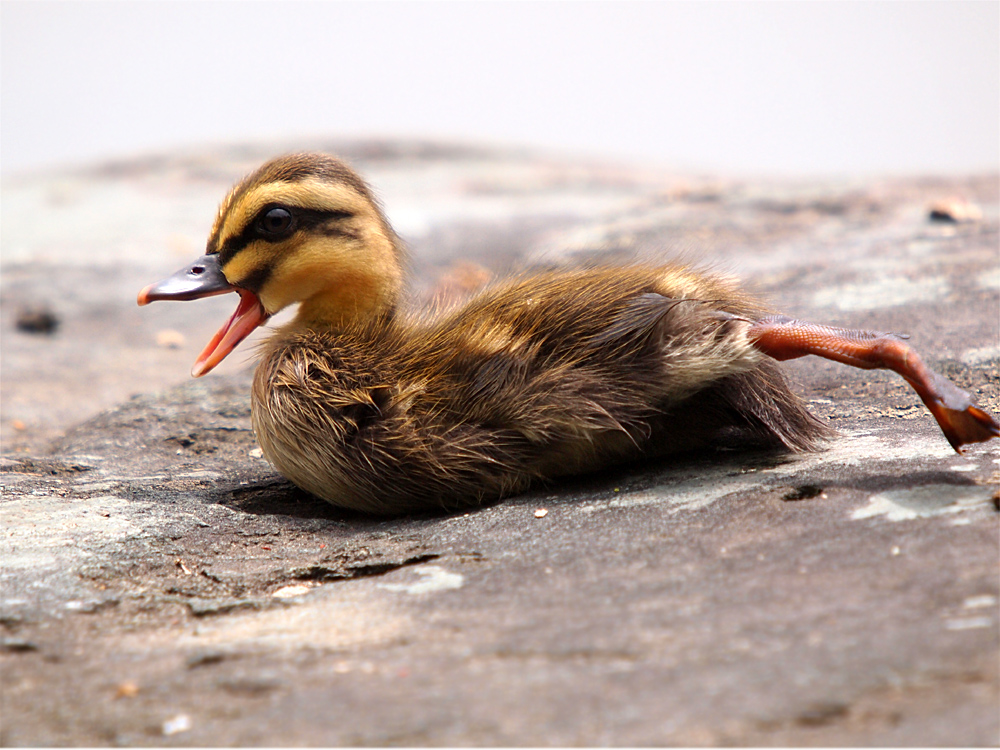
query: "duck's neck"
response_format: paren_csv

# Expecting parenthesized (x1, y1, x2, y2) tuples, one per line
(291, 274, 401, 332)
(278, 223, 405, 332)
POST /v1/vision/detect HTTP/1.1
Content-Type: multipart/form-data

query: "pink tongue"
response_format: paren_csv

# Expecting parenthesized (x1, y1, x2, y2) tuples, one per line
(191, 289, 270, 377)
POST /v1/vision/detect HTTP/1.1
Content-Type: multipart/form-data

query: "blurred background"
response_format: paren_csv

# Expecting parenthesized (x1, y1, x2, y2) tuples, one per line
(2, 0, 998, 177)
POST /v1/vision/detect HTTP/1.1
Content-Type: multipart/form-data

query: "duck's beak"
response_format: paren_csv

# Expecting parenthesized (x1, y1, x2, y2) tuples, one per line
(137, 253, 270, 378)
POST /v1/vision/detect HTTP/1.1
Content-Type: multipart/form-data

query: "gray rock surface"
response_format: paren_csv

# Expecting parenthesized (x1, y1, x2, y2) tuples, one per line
(2, 141, 998, 745)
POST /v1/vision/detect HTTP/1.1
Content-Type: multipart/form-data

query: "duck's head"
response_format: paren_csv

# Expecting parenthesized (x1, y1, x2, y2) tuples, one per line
(138, 153, 404, 376)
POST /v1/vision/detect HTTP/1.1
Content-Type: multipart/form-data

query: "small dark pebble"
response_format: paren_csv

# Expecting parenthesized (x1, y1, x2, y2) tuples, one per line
(783, 484, 825, 502)
(2, 637, 40, 653)
(929, 208, 957, 223)
(928, 198, 982, 223)
(795, 702, 849, 727)
(15, 306, 60, 335)
(186, 649, 228, 669)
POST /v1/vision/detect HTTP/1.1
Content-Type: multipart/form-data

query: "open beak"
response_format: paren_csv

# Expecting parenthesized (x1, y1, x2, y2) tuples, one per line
(138, 253, 270, 378)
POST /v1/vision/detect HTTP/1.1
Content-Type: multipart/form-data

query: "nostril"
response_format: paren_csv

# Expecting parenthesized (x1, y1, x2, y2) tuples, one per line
(190, 266, 205, 275)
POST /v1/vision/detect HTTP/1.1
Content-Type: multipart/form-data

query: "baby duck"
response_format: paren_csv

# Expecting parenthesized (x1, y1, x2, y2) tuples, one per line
(139, 153, 999, 514)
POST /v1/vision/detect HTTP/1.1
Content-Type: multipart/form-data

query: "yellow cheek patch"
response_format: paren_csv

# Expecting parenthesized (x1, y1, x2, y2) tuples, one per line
(253, 235, 349, 315)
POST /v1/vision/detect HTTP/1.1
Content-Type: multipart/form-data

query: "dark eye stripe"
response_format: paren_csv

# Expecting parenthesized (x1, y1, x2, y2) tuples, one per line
(216, 207, 354, 266)
(237, 264, 273, 294)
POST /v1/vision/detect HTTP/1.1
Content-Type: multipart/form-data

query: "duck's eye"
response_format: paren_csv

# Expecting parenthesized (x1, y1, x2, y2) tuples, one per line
(256, 206, 295, 238)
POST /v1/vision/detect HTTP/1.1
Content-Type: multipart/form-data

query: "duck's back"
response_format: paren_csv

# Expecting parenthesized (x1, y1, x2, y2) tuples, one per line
(252, 265, 829, 513)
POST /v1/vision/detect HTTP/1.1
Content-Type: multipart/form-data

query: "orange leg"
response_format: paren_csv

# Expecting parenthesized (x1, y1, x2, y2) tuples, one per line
(747, 315, 999, 452)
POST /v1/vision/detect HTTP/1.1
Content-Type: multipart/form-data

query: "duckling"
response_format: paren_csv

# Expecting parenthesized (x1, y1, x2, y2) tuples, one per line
(138, 153, 999, 514)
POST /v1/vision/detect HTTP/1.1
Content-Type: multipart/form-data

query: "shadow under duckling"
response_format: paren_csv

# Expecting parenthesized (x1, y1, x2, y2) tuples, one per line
(139, 153, 999, 515)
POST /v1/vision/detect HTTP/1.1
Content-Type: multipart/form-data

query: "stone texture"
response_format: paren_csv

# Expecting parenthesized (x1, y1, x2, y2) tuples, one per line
(2, 141, 998, 746)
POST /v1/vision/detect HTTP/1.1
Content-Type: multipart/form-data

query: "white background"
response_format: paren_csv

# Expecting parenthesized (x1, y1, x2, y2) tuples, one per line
(2, 1, 997, 176)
